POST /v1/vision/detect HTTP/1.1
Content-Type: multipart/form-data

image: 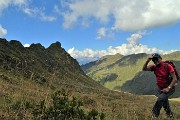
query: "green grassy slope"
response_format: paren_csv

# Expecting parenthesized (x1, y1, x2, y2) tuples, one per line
(82, 53, 149, 89)
(82, 52, 180, 95)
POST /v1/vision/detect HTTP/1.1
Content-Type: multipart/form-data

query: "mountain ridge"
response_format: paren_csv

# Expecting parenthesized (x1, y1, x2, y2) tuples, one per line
(82, 51, 180, 97)
(0, 38, 105, 91)
(1, 38, 180, 119)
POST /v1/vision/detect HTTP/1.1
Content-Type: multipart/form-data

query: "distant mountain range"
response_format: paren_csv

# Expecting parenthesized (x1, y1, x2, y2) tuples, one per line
(82, 51, 180, 97)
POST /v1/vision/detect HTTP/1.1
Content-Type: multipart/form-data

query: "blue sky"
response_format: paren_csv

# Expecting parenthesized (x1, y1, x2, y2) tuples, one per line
(0, 0, 180, 64)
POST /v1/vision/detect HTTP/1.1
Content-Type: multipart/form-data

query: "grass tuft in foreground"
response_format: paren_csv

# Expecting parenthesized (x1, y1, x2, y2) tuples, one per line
(1, 89, 105, 120)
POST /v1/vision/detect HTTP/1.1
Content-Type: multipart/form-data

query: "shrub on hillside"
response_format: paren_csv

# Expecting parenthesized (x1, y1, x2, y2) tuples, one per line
(25, 89, 105, 120)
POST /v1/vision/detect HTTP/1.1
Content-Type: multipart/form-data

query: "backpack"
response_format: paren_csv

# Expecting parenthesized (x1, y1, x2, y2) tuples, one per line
(164, 60, 180, 85)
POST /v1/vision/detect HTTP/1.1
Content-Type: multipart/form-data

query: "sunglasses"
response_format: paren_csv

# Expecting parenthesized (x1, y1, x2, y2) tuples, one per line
(152, 57, 158, 62)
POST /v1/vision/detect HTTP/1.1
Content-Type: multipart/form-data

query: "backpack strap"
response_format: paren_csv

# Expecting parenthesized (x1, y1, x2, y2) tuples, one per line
(164, 63, 169, 74)
(163, 63, 173, 85)
(164, 62, 179, 78)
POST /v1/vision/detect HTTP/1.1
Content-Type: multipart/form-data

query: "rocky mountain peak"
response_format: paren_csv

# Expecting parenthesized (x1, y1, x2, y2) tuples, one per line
(47, 41, 61, 50)
(9, 40, 24, 49)
(29, 43, 45, 51)
(0, 38, 9, 46)
(0, 38, 104, 96)
(0, 38, 86, 79)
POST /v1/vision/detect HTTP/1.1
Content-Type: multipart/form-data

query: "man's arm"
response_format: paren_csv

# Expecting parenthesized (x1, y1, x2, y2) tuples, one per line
(169, 72, 177, 88)
(162, 72, 177, 93)
(142, 56, 152, 71)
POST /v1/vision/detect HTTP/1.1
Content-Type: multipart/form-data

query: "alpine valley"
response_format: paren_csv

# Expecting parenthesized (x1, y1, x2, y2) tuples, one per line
(1, 38, 180, 119)
(81, 51, 180, 97)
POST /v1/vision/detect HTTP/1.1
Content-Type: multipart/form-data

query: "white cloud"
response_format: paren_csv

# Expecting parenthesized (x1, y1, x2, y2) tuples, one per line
(24, 44, 30, 47)
(61, 0, 180, 31)
(23, 7, 37, 16)
(13, 0, 27, 5)
(126, 30, 152, 45)
(126, 32, 144, 46)
(125, 30, 152, 46)
(0, 0, 56, 22)
(68, 32, 177, 64)
(68, 44, 177, 64)
(22, 7, 56, 22)
(0, 1, 9, 16)
(0, 25, 7, 37)
(68, 47, 107, 64)
(96, 27, 106, 39)
(0, 0, 27, 16)
(96, 27, 114, 40)
(40, 12, 57, 22)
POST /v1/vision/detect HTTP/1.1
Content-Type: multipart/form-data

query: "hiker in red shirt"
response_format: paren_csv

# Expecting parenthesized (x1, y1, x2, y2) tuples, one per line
(142, 53, 177, 118)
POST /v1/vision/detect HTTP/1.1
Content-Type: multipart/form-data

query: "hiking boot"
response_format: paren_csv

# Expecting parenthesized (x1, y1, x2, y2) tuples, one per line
(152, 113, 159, 119)
(166, 112, 173, 119)
(152, 109, 159, 118)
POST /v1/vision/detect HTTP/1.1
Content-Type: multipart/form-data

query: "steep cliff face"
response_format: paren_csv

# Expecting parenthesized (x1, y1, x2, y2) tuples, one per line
(0, 38, 104, 92)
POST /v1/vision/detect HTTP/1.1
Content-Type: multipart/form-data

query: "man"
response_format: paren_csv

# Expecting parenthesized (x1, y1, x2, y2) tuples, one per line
(142, 53, 177, 118)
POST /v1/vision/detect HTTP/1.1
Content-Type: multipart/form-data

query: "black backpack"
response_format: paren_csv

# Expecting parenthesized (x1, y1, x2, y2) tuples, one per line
(164, 60, 180, 85)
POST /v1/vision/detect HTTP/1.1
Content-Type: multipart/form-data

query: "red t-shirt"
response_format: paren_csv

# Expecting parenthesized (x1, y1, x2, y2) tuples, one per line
(149, 61, 175, 89)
